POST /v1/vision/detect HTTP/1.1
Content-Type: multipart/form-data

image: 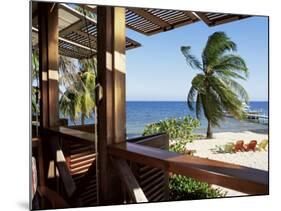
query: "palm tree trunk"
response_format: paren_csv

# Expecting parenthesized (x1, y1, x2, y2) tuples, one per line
(207, 120, 213, 139)
(81, 113, 85, 125)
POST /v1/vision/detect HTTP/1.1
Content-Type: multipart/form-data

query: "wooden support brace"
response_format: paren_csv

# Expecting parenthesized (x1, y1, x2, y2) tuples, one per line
(110, 157, 148, 203)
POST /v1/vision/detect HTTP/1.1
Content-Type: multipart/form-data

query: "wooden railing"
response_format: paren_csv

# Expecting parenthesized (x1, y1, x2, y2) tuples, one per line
(38, 126, 268, 207)
(108, 136, 268, 195)
(40, 127, 97, 207)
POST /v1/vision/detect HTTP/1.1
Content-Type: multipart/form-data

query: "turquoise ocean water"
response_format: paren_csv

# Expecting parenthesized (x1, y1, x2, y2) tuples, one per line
(66, 101, 268, 137)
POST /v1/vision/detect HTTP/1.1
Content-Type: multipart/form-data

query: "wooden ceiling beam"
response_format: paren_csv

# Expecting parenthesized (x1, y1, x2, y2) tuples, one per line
(194, 12, 214, 26)
(212, 15, 249, 26)
(33, 27, 96, 53)
(129, 8, 172, 29)
(184, 11, 198, 21)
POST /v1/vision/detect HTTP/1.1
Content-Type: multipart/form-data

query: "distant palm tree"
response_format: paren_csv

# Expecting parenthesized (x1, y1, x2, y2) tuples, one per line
(181, 32, 249, 138)
(59, 58, 96, 125)
(32, 50, 39, 114)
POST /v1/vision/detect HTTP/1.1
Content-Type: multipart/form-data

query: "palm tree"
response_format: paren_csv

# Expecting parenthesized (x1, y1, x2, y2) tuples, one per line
(32, 50, 39, 115)
(59, 57, 96, 125)
(181, 32, 249, 138)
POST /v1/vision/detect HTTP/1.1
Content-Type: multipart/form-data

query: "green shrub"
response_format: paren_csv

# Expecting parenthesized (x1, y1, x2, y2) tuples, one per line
(143, 116, 200, 141)
(169, 174, 226, 200)
(143, 116, 223, 200)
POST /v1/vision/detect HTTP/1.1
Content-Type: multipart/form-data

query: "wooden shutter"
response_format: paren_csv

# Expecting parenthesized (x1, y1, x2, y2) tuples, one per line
(63, 138, 97, 206)
(128, 133, 169, 202)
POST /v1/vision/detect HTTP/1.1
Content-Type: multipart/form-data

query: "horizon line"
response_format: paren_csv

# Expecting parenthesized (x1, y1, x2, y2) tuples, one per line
(126, 100, 269, 102)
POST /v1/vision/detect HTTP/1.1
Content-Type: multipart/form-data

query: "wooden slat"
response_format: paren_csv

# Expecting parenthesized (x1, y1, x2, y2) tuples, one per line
(142, 174, 165, 193)
(129, 8, 171, 29)
(111, 157, 148, 203)
(139, 170, 164, 186)
(108, 142, 269, 195)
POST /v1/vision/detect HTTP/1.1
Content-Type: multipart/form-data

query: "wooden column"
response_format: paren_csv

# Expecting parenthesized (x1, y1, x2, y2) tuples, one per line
(38, 2, 59, 188)
(38, 2, 59, 128)
(97, 6, 126, 205)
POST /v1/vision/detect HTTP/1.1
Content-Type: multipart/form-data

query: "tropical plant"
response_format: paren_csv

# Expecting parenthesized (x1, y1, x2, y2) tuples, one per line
(143, 116, 200, 141)
(59, 57, 96, 125)
(32, 50, 39, 114)
(169, 174, 226, 200)
(181, 32, 249, 138)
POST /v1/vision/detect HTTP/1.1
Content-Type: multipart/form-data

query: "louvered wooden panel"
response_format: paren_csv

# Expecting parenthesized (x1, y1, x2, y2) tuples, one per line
(128, 134, 169, 202)
(62, 138, 98, 206)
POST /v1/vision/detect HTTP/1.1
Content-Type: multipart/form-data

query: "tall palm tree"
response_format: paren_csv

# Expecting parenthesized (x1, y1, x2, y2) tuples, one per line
(181, 32, 249, 138)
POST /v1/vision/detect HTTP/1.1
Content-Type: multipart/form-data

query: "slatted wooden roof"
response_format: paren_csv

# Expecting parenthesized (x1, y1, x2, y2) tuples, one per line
(124, 9, 249, 35)
(32, 3, 141, 59)
(84, 5, 250, 36)
(32, 2, 250, 59)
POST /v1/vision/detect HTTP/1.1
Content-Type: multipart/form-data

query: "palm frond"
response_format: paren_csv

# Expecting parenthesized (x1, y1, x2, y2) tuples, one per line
(202, 32, 237, 69)
(207, 76, 245, 120)
(187, 86, 197, 111)
(220, 76, 249, 102)
(180, 46, 202, 70)
(215, 69, 246, 80)
(195, 93, 202, 119)
(191, 74, 206, 93)
(212, 54, 249, 77)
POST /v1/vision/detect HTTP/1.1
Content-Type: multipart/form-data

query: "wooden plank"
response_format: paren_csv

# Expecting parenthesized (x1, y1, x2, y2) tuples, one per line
(128, 133, 169, 149)
(111, 157, 148, 203)
(108, 142, 269, 195)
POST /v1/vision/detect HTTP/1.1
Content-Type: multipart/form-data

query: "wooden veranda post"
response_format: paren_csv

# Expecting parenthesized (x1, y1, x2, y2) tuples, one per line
(38, 2, 59, 186)
(38, 2, 59, 128)
(97, 6, 126, 204)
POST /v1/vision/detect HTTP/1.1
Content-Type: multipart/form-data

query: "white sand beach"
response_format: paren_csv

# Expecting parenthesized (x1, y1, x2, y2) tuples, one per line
(185, 130, 269, 196)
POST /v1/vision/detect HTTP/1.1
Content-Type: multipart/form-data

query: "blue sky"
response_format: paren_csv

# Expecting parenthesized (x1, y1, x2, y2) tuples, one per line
(126, 16, 268, 101)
